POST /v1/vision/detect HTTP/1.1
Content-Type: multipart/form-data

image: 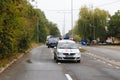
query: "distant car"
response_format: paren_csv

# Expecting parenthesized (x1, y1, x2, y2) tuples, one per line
(54, 40, 81, 63)
(46, 38, 58, 48)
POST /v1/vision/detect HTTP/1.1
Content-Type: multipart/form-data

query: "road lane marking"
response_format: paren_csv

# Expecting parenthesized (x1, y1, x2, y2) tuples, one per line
(65, 74, 73, 80)
(115, 66, 120, 69)
(97, 59, 101, 62)
(85, 52, 120, 67)
(107, 63, 112, 67)
(58, 62, 61, 64)
(102, 61, 106, 64)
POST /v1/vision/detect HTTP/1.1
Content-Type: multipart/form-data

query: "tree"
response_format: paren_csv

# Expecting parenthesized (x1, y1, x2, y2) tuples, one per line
(0, 0, 61, 59)
(108, 10, 120, 38)
(48, 22, 61, 37)
(33, 9, 61, 43)
(74, 6, 109, 43)
(0, 0, 40, 58)
(33, 9, 48, 43)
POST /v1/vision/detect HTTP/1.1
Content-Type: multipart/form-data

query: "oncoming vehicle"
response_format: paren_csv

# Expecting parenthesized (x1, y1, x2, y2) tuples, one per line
(54, 40, 81, 63)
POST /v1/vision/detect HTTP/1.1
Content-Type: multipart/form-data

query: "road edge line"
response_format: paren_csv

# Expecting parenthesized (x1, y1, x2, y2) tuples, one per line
(65, 74, 73, 80)
(0, 54, 24, 74)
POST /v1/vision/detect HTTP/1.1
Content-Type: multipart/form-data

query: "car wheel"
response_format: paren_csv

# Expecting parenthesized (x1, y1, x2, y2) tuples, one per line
(56, 58, 59, 63)
(54, 55, 58, 62)
(54, 55, 56, 60)
(48, 46, 49, 48)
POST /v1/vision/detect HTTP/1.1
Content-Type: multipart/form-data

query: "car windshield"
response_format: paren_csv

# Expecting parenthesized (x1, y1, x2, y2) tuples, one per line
(48, 38, 58, 42)
(57, 42, 78, 49)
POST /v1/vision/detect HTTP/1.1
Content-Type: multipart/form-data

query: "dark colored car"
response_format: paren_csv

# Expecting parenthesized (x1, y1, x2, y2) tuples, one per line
(46, 38, 58, 48)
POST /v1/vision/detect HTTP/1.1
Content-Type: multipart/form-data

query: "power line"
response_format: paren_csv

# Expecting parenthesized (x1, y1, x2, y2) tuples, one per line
(95, 0, 120, 7)
(40, 0, 120, 12)
(43, 9, 79, 12)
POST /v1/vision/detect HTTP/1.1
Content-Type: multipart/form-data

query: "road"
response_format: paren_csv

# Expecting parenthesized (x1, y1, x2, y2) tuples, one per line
(82, 46, 120, 66)
(0, 45, 120, 80)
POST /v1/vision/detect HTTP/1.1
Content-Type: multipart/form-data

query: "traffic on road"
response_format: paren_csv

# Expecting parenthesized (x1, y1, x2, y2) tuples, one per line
(0, 43, 120, 80)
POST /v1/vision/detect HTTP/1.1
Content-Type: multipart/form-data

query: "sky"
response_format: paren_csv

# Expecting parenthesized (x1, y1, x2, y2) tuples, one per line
(29, 0, 120, 35)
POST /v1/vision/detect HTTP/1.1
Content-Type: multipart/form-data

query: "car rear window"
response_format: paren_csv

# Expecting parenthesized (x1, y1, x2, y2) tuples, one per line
(48, 38, 58, 42)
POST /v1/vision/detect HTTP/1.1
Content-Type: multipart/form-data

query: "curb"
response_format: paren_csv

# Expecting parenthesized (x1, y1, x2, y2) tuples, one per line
(0, 54, 24, 74)
(0, 43, 41, 74)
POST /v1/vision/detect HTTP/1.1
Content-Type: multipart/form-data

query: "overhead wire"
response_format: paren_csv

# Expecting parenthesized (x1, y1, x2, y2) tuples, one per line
(94, 0, 120, 7)
(42, 0, 120, 12)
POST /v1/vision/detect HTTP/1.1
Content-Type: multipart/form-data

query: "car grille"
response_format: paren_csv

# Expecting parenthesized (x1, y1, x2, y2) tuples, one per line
(50, 43, 56, 44)
(63, 53, 75, 56)
(50, 43, 57, 46)
(63, 57, 75, 59)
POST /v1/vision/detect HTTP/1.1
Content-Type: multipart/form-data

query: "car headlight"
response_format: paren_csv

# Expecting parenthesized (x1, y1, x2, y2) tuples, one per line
(75, 52, 81, 56)
(76, 53, 80, 55)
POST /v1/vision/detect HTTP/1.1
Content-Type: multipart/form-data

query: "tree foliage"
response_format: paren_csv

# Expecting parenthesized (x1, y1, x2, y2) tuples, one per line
(0, 0, 33, 58)
(0, 0, 60, 59)
(48, 22, 61, 37)
(108, 10, 120, 38)
(74, 6, 109, 42)
(33, 9, 60, 43)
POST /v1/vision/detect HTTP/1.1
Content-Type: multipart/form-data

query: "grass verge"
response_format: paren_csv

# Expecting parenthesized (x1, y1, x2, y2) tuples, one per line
(79, 48, 87, 52)
(0, 42, 41, 70)
(0, 53, 21, 68)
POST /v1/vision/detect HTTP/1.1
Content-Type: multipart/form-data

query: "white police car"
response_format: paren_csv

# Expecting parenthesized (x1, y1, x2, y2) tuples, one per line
(54, 40, 81, 63)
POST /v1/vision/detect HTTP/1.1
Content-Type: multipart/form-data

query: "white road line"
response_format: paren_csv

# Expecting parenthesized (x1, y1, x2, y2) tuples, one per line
(102, 61, 106, 64)
(115, 66, 120, 69)
(65, 74, 73, 80)
(107, 63, 112, 66)
(97, 59, 101, 62)
(58, 62, 61, 64)
(0, 68, 4, 73)
(86, 52, 120, 67)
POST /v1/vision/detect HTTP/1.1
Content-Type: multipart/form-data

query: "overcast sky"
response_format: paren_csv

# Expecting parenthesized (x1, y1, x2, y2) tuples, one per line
(30, 0, 120, 35)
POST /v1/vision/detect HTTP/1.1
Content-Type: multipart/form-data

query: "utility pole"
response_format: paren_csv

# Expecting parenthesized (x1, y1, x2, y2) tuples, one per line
(71, 0, 73, 37)
(35, 0, 39, 42)
(91, 5, 95, 40)
(63, 13, 65, 36)
(57, 12, 70, 36)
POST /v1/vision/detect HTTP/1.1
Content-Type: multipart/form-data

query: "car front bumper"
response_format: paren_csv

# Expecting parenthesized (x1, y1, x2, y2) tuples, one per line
(57, 56, 81, 61)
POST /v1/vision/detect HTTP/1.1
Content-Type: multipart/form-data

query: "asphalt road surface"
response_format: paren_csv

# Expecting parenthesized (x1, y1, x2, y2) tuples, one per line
(0, 45, 120, 80)
(82, 46, 120, 66)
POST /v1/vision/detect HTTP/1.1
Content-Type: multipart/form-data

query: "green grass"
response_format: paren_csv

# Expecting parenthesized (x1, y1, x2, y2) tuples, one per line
(0, 53, 20, 68)
(0, 42, 41, 68)
(79, 48, 87, 52)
